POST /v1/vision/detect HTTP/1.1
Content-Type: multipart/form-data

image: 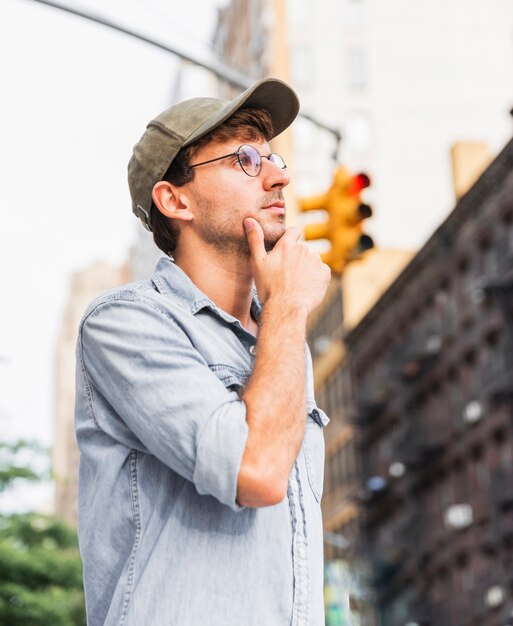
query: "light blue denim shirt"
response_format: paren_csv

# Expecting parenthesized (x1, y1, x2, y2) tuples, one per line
(75, 257, 329, 626)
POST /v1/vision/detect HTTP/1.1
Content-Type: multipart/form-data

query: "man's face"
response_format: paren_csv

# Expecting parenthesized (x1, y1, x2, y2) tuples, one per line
(181, 137, 290, 256)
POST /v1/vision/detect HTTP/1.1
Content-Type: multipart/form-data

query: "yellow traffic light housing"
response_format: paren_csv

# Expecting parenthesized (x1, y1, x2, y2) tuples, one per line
(298, 166, 374, 274)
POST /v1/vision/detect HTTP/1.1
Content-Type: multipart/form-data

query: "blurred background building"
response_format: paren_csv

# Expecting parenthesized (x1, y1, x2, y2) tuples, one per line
(343, 136, 513, 626)
(284, 0, 513, 247)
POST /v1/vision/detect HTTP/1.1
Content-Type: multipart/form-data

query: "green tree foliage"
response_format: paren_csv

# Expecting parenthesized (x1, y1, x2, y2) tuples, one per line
(0, 441, 86, 626)
(0, 440, 41, 494)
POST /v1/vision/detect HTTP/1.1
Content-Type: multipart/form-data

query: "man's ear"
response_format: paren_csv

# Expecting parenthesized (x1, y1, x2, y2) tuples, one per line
(152, 181, 194, 222)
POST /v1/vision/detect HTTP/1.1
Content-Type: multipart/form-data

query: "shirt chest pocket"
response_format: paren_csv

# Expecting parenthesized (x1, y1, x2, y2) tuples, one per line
(302, 406, 330, 502)
(208, 364, 250, 397)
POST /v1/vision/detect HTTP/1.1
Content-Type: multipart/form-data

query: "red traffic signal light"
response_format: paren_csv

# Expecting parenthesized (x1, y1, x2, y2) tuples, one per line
(350, 173, 371, 194)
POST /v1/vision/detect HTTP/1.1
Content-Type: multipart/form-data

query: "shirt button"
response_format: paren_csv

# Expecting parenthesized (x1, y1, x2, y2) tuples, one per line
(298, 546, 306, 559)
(249, 344, 256, 356)
(290, 478, 298, 494)
(298, 619, 306, 626)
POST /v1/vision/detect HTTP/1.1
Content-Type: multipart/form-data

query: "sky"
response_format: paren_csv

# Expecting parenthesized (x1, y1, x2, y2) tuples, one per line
(0, 0, 228, 509)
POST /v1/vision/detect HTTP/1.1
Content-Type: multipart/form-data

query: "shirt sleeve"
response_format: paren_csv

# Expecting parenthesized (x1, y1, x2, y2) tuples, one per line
(77, 294, 249, 511)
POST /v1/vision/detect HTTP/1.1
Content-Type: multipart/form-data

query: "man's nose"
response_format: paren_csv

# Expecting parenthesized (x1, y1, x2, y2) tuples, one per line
(261, 159, 290, 189)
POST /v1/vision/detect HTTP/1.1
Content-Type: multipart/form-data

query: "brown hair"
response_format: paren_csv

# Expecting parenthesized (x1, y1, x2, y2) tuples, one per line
(152, 107, 274, 256)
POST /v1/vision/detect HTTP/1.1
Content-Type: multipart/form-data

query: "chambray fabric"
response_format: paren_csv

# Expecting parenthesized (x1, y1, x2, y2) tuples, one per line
(75, 257, 329, 626)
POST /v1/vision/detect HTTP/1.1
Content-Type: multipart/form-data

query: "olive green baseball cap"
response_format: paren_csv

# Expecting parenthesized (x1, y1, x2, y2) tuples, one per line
(128, 77, 300, 231)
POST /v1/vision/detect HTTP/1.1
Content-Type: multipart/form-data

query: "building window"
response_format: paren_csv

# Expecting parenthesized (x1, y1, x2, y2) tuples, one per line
(346, 48, 367, 90)
(507, 214, 513, 254)
(290, 45, 313, 88)
(345, 110, 373, 153)
(286, 0, 310, 28)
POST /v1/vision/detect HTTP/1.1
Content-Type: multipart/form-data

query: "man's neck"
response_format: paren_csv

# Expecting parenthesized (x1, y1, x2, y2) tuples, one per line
(174, 246, 257, 335)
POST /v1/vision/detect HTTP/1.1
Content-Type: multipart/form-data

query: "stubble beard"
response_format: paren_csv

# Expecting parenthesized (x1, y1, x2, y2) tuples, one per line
(193, 194, 286, 257)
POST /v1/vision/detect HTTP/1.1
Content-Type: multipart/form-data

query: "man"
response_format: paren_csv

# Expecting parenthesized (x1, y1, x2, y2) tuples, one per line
(75, 77, 331, 626)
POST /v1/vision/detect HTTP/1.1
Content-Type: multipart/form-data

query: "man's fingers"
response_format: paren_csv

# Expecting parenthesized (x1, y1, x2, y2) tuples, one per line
(244, 218, 267, 263)
(280, 226, 302, 243)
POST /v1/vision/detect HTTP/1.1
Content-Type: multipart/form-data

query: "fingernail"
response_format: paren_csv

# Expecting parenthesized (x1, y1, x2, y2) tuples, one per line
(244, 219, 254, 233)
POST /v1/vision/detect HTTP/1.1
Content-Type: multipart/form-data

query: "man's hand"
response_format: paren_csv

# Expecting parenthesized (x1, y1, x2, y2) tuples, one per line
(244, 217, 331, 314)
(238, 218, 330, 507)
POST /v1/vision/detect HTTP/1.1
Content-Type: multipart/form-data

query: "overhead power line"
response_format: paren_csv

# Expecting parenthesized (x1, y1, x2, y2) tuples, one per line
(23, 0, 342, 148)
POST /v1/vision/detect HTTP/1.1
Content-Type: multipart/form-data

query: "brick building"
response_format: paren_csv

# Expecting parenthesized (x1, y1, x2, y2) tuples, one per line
(307, 249, 412, 625)
(342, 138, 513, 625)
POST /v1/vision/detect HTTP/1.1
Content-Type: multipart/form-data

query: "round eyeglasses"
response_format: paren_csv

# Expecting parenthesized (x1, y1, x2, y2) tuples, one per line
(189, 144, 287, 177)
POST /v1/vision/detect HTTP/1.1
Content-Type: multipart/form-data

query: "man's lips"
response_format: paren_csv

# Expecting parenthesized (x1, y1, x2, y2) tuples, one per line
(262, 201, 286, 215)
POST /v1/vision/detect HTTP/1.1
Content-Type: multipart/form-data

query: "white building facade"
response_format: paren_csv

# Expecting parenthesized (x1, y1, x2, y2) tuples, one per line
(286, 0, 513, 248)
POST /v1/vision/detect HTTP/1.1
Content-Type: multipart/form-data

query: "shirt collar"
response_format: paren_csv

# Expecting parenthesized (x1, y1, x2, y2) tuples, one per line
(151, 256, 262, 323)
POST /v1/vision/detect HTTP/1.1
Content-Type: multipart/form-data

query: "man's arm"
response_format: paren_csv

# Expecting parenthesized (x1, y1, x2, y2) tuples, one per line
(237, 219, 330, 507)
(78, 295, 251, 512)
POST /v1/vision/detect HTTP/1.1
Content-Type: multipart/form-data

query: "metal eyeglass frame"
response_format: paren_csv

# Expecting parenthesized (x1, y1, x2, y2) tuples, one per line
(189, 144, 287, 177)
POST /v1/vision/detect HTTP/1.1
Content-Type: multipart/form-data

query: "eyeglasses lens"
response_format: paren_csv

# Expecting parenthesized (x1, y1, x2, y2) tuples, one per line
(238, 145, 261, 177)
(269, 153, 286, 170)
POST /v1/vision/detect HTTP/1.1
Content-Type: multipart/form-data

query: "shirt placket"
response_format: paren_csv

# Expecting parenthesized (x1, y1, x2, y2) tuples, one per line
(288, 462, 310, 626)
(205, 300, 313, 624)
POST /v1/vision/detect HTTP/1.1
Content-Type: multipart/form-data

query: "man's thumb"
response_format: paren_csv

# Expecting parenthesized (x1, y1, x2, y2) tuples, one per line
(244, 218, 266, 262)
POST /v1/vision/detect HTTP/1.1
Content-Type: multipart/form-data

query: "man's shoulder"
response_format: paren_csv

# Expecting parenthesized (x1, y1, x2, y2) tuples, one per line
(83, 278, 150, 310)
(78, 274, 186, 332)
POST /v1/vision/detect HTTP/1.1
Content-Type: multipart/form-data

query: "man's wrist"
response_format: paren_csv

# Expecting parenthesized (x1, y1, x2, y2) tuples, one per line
(264, 296, 309, 322)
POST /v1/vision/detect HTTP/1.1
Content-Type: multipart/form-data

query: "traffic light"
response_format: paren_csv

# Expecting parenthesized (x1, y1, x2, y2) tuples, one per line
(298, 166, 374, 274)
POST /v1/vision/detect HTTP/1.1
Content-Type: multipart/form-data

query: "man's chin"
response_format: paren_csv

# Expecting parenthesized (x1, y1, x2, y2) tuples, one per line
(262, 222, 286, 252)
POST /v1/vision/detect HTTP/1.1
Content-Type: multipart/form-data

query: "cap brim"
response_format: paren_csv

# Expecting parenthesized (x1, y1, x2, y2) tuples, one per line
(183, 77, 300, 148)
